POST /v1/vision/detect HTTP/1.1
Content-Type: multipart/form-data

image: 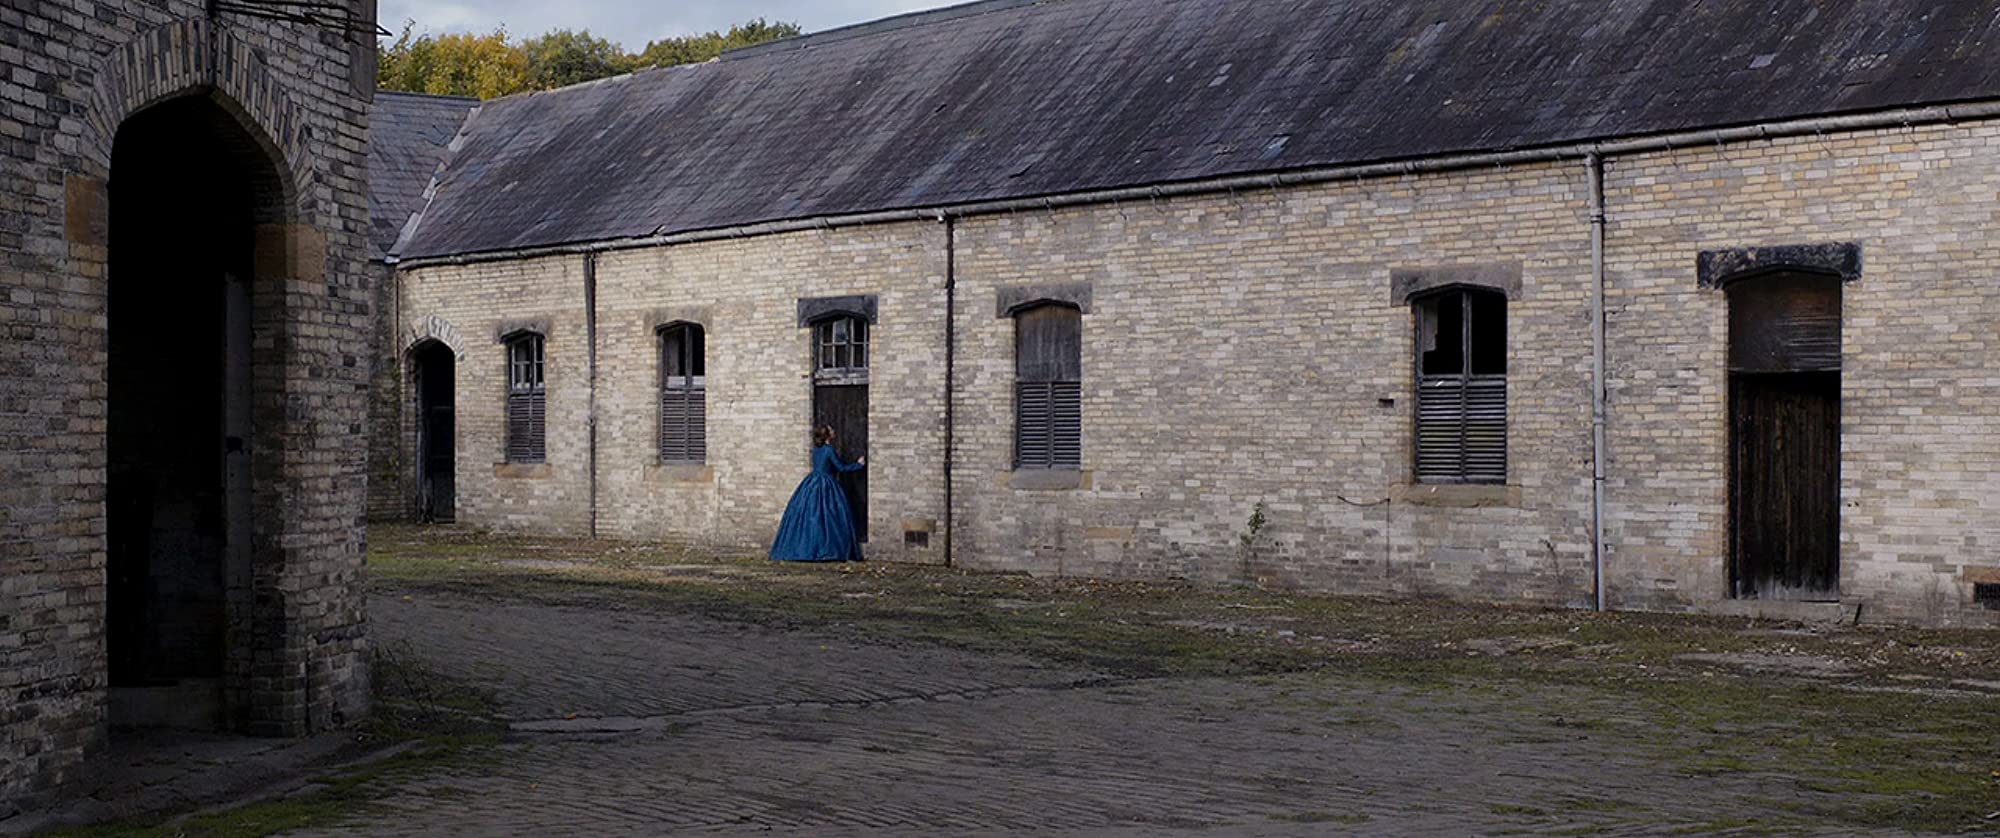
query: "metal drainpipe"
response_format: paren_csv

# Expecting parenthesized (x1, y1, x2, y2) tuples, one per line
(1586, 153, 1609, 612)
(942, 214, 957, 569)
(584, 252, 599, 539)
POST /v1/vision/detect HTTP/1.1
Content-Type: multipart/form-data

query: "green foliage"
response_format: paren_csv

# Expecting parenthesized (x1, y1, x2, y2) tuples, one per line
(632, 19, 805, 70)
(376, 18, 801, 99)
(520, 29, 636, 91)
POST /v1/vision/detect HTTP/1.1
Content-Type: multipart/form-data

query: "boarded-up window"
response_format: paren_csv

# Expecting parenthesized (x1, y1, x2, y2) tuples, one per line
(505, 333, 545, 463)
(659, 323, 706, 463)
(1015, 304, 1081, 470)
(1415, 289, 1505, 483)
(1727, 273, 1841, 373)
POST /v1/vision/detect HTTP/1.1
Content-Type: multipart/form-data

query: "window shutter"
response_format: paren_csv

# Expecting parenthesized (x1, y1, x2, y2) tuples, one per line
(659, 384, 706, 463)
(505, 334, 546, 464)
(1462, 376, 1506, 482)
(1014, 304, 1082, 471)
(1051, 380, 1081, 469)
(1412, 287, 1506, 484)
(1415, 376, 1463, 482)
(1016, 382, 1053, 469)
(507, 390, 545, 463)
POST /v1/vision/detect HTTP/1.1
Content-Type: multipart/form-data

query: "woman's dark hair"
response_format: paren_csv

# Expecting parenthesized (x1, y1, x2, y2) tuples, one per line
(813, 426, 836, 446)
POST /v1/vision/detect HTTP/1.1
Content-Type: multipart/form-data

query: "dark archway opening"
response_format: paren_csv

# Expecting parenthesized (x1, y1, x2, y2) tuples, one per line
(106, 94, 284, 730)
(411, 340, 457, 523)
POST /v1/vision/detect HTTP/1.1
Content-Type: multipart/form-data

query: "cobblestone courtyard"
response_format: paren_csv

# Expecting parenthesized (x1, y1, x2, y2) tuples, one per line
(58, 527, 2000, 836)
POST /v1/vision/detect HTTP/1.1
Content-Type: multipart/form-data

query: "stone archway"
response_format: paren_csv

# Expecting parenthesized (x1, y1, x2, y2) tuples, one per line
(91, 20, 340, 739)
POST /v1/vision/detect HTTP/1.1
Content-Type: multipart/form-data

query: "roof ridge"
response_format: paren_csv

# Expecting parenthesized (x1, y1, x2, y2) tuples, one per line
(722, 0, 1051, 61)
(375, 89, 481, 103)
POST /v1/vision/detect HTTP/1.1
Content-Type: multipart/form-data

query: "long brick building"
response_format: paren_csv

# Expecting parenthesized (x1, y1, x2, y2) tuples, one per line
(372, 0, 2000, 631)
(1, 0, 377, 811)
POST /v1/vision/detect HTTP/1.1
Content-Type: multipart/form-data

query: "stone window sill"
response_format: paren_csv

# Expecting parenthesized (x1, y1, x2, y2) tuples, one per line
(647, 463, 715, 484)
(493, 462, 553, 480)
(1392, 483, 1521, 508)
(1008, 468, 1092, 492)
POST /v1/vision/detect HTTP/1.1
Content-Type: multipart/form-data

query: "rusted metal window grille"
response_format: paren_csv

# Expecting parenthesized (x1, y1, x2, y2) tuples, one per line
(1014, 304, 1082, 470)
(659, 324, 706, 464)
(814, 316, 868, 375)
(1415, 289, 1506, 483)
(505, 333, 546, 463)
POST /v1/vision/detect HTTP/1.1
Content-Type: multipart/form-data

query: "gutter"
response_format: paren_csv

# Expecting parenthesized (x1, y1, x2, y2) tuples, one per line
(584, 252, 599, 539)
(391, 100, 2000, 269)
(1586, 153, 1608, 612)
(942, 214, 957, 569)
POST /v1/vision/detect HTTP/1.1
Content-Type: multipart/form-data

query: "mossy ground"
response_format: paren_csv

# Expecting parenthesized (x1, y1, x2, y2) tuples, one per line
(50, 525, 2000, 834)
(363, 524, 2000, 833)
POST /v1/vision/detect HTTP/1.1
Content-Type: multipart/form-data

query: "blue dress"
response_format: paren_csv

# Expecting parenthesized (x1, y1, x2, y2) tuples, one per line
(769, 444, 865, 562)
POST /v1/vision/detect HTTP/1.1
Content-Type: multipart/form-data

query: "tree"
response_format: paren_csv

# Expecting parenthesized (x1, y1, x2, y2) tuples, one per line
(378, 24, 530, 99)
(377, 18, 803, 99)
(520, 29, 635, 91)
(632, 19, 804, 70)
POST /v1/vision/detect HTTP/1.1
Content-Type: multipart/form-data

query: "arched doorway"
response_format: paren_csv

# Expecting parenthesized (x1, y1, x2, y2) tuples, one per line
(410, 340, 457, 522)
(105, 93, 290, 730)
(1727, 271, 1842, 601)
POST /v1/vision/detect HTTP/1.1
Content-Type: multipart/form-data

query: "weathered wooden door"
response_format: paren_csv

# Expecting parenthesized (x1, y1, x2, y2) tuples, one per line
(1727, 273, 1842, 600)
(812, 315, 870, 542)
(1730, 373, 1839, 600)
(413, 342, 456, 523)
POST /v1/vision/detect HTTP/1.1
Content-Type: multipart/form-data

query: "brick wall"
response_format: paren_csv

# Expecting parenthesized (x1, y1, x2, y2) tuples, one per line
(1, 3, 373, 809)
(591, 226, 948, 559)
(1603, 123, 2000, 625)
(397, 256, 594, 535)
(397, 224, 951, 562)
(381, 119, 2000, 630)
(950, 164, 1596, 603)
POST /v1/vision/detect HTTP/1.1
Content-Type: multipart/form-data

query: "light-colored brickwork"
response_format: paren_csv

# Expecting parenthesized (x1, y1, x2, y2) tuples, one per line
(950, 165, 1596, 603)
(2, 3, 375, 810)
(397, 256, 593, 535)
(1602, 123, 2000, 625)
(590, 226, 949, 559)
(380, 119, 2000, 631)
(399, 225, 951, 562)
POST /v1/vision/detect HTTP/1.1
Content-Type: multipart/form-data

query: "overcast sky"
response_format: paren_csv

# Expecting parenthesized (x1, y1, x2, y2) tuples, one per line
(377, 0, 965, 47)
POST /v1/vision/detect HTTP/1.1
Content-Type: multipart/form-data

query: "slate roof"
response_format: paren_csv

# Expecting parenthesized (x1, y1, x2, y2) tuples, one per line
(367, 90, 477, 260)
(396, 0, 2000, 260)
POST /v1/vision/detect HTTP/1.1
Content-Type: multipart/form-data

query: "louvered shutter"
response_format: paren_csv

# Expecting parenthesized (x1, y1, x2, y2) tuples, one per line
(1417, 375, 1507, 483)
(1014, 305, 1083, 470)
(659, 325, 707, 464)
(660, 383, 706, 463)
(1462, 376, 1507, 482)
(1016, 382, 1054, 469)
(507, 390, 545, 463)
(1050, 380, 1081, 469)
(505, 334, 546, 463)
(1413, 288, 1506, 483)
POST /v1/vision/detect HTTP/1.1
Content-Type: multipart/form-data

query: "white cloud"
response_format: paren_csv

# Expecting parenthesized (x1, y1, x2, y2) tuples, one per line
(378, 0, 965, 46)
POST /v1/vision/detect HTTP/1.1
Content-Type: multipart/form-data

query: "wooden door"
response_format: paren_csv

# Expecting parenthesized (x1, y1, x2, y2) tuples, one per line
(814, 383, 868, 542)
(1730, 372, 1840, 600)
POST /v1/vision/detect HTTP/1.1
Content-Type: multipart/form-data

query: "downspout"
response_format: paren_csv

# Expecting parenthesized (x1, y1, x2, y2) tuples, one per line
(584, 252, 599, 539)
(942, 214, 957, 569)
(1586, 153, 1609, 612)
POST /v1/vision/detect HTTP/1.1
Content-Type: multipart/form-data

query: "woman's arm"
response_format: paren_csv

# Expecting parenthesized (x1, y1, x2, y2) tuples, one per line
(837, 454, 866, 473)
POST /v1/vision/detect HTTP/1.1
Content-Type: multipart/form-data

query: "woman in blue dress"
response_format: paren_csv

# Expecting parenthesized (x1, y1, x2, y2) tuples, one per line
(770, 426, 867, 562)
